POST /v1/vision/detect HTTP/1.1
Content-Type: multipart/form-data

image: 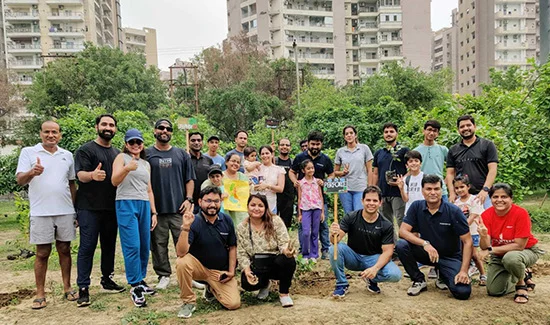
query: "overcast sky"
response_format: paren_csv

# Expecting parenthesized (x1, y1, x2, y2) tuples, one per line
(120, 0, 458, 71)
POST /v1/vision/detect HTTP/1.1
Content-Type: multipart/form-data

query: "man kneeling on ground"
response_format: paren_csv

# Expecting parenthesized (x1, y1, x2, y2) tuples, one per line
(175, 186, 240, 318)
(330, 186, 402, 297)
(396, 174, 472, 300)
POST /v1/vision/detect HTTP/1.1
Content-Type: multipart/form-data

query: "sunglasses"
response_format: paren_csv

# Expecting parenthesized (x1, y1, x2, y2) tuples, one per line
(156, 125, 173, 132)
(128, 139, 143, 146)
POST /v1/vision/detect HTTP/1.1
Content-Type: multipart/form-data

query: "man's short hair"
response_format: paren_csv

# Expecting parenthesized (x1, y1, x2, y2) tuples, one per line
(189, 131, 204, 140)
(421, 174, 443, 188)
(40, 120, 60, 132)
(405, 150, 422, 163)
(235, 130, 248, 138)
(362, 185, 382, 201)
(299, 139, 307, 147)
(278, 138, 290, 145)
(199, 186, 222, 199)
(382, 122, 398, 133)
(456, 115, 475, 127)
(424, 120, 441, 131)
(95, 114, 117, 126)
(307, 131, 324, 143)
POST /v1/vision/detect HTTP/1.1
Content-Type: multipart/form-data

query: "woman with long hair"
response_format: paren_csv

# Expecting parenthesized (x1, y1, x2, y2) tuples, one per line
(252, 145, 285, 213)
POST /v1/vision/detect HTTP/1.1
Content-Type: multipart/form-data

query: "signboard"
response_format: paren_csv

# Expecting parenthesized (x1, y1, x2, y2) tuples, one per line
(177, 117, 198, 130)
(324, 177, 348, 193)
(265, 118, 280, 129)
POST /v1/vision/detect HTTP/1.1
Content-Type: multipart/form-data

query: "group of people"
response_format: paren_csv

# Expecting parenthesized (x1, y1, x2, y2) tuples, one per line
(15, 113, 543, 319)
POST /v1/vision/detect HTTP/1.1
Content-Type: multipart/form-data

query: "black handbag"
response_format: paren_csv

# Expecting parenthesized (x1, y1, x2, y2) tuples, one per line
(249, 221, 277, 274)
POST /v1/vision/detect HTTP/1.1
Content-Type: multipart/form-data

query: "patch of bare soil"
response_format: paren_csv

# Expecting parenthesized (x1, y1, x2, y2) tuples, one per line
(0, 289, 34, 308)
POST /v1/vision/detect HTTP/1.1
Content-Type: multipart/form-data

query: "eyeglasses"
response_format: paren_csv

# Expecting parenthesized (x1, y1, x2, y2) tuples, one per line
(128, 139, 143, 146)
(156, 125, 173, 132)
(203, 199, 221, 204)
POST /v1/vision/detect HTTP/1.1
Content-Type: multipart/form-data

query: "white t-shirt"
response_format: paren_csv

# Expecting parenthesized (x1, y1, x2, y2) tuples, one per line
(454, 194, 484, 235)
(16, 144, 75, 217)
(252, 163, 285, 212)
(404, 172, 424, 214)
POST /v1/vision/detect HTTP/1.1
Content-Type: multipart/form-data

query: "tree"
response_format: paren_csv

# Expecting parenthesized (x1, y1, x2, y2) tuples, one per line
(25, 44, 167, 117)
(482, 66, 526, 92)
(0, 68, 24, 118)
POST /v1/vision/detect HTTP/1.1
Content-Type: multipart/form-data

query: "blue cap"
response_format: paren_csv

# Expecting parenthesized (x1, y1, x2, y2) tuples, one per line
(124, 128, 144, 142)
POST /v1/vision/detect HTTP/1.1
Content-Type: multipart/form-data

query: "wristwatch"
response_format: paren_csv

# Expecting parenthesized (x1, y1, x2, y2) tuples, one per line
(422, 240, 430, 247)
(482, 186, 490, 192)
(186, 197, 194, 203)
(487, 246, 493, 252)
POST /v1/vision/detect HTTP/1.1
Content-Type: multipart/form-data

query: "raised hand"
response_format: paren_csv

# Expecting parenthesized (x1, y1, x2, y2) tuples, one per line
(182, 204, 195, 229)
(32, 157, 44, 176)
(125, 159, 139, 172)
(91, 162, 106, 181)
(477, 217, 488, 237)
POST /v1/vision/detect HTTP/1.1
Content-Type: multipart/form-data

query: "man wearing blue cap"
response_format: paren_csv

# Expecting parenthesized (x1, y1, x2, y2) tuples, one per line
(146, 119, 196, 290)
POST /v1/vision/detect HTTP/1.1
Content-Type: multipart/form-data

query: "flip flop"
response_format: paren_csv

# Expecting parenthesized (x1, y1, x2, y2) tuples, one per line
(64, 290, 79, 301)
(32, 297, 47, 309)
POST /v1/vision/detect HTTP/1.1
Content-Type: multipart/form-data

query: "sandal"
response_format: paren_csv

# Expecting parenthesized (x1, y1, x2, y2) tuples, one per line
(524, 270, 536, 291)
(479, 275, 487, 286)
(31, 297, 47, 309)
(514, 285, 529, 304)
(64, 290, 78, 301)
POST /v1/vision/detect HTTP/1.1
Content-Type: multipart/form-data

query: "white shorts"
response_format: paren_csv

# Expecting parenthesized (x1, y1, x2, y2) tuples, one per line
(29, 214, 76, 245)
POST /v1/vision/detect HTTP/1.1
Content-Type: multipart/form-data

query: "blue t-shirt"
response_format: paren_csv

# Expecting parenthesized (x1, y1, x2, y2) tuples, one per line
(414, 143, 449, 195)
(403, 200, 469, 258)
(204, 152, 226, 171)
(373, 143, 409, 197)
(188, 212, 237, 271)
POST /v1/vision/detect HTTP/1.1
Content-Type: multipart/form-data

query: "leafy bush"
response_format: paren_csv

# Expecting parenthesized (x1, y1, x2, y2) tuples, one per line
(14, 193, 29, 239)
(529, 208, 550, 233)
(0, 151, 22, 195)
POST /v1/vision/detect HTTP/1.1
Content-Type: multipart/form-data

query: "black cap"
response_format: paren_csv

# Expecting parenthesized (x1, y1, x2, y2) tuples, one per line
(207, 135, 220, 142)
(155, 119, 173, 129)
(208, 164, 223, 177)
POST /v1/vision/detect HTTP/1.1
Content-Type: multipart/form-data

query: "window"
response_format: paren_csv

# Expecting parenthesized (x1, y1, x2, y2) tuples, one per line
(472, 61, 476, 68)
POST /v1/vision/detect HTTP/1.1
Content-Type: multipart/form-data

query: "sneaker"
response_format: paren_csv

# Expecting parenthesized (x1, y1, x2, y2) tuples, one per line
(77, 287, 90, 307)
(156, 276, 170, 290)
(130, 286, 146, 307)
(101, 276, 126, 293)
(468, 265, 480, 277)
(178, 303, 196, 318)
(365, 279, 381, 294)
(279, 295, 294, 307)
(203, 285, 216, 303)
(479, 274, 487, 286)
(428, 267, 438, 279)
(435, 278, 448, 290)
(407, 281, 427, 296)
(192, 280, 206, 290)
(404, 272, 410, 278)
(332, 285, 349, 298)
(321, 250, 329, 260)
(139, 281, 156, 295)
(257, 284, 270, 300)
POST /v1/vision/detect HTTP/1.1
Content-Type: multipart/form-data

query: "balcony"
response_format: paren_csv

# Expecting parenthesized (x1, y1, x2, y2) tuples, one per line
(360, 40, 378, 48)
(6, 27, 41, 37)
(310, 69, 335, 79)
(14, 75, 34, 85)
(48, 26, 86, 37)
(495, 58, 529, 66)
(378, 4, 401, 13)
(10, 58, 43, 70)
(5, 11, 39, 21)
(48, 12, 85, 21)
(358, 6, 378, 17)
(495, 41, 529, 50)
(495, 26, 536, 34)
(4, 0, 39, 4)
(102, 0, 112, 12)
(126, 38, 146, 46)
(378, 20, 402, 30)
(495, 10, 535, 19)
(103, 13, 113, 26)
(286, 36, 334, 48)
(45, 0, 83, 3)
(286, 20, 333, 32)
(104, 28, 114, 39)
(284, 4, 333, 17)
(50, 43, 85, 52)
(7, 43, 41, 53)
(360, 56, 379, 64)
(379, 36, 402, 45)
(298, 53, 334, 64)
(357, 22, 378, 32)
(380, 53, 402, 61)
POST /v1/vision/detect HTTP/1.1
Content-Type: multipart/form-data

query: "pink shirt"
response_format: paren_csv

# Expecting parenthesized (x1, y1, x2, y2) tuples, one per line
(299, 177, 323, 210)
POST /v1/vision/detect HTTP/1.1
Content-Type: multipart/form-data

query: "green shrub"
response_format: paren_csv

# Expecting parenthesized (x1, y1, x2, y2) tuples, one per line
(0, 151, 22, 195)
(529, 208, 550, 233)
(14, 193, 29, 239)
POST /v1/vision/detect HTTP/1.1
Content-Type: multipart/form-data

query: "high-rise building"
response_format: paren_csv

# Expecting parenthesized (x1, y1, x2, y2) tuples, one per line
(541, 0, 550, 64)
(1, 0, 122, 85)
(432, 9, 458, 92)
(227, 0, 432, 86)
(457, 0, 539, 96)
(122, 27, 158, 67)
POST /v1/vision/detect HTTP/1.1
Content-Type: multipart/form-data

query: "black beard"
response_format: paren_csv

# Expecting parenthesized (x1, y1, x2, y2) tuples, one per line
(154, 133, 171, 143)
(201, 207, 220, 217)
(461, 133, 474, 140)
(98, 130, 115, 140)
(308, 148, 320, 156)
(384, 138, 395, 144)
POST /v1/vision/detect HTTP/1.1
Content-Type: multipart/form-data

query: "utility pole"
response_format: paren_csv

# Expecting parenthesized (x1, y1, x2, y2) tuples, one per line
(293, 39, 301, 110)
(168, 63, 199, 114)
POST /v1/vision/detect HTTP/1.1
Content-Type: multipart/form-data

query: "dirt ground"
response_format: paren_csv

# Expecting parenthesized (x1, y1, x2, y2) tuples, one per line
(1, 233, 549, 324)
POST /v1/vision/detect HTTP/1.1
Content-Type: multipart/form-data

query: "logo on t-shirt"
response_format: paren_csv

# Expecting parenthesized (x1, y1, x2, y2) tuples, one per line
(159, 158, 172, 168)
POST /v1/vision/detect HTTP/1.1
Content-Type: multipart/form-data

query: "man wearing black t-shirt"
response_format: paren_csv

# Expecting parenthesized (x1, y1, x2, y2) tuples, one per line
(275, 138, 295, 228)
(189, 132, 213, 214)
(74, 114, 125, 307)
(329, 186, 401, 298)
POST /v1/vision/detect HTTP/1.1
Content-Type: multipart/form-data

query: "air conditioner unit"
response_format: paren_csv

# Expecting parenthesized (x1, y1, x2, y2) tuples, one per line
(33, 21, 38, 25)
(360, 3, 366, 7)
(33, 37, 39, 41)
(61, 37, 66, 41)
(32, 5, 38, 9)
(59, 5, 64, 9)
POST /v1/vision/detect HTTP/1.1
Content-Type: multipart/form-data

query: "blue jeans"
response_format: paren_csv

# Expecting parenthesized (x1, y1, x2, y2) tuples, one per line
(396, 239, 471, 300)
(339, 191, 363, 215)
(329, 243, 402, 286)
(299, 203, 330, 253)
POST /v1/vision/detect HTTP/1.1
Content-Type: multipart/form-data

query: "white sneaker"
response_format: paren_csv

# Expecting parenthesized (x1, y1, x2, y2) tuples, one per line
(192, 280, 206, 290)
(156, 276, 170, 290)
(279, 295, 294, 307)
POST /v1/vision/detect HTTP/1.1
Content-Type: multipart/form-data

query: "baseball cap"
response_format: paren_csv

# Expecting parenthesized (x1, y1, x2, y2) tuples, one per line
(208, 164, 223, 177)
(155, 119, 173, 129)
(207, 135, 220, 142)
(124, 128, 144, 142)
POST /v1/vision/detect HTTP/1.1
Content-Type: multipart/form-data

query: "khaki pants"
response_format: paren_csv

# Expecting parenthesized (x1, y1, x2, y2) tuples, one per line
(176, 254, 240, 309)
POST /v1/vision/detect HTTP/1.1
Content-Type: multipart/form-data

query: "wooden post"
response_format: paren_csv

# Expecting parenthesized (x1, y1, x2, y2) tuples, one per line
(333, 193, 338, 260)
(186, 129, 190, 152)
(271, 129, 275, 146)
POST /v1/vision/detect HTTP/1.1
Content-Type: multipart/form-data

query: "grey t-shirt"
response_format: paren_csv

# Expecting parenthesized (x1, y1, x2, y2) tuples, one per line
(335, 143, 374, 192)
(116, 154, 150, 201)
(146, 146, 196, 214)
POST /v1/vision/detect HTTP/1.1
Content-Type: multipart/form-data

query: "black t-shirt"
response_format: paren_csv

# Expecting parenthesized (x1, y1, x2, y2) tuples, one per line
(292, 151, 334, 200)
(372, 143, 409, 197)
(403, 200, 470, 258)
(190, 154, 213, 204)
(188, 212, 237, 271)
(447, 137, 499, 193)
(339, 210, 394, 256)
(74, 141, 120, 211)
(146, 146, 196, 214)
(276, 156, 295, 200)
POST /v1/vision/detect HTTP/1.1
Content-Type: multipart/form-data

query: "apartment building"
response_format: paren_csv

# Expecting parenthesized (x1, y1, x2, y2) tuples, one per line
(457, 0, 539, 96)
(122, 27, 158, 67)
(227, 0, 432, 86)
(432, 9, 458, 92)
(1, 0, 123, 85)
(541, 0, 549, 63)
